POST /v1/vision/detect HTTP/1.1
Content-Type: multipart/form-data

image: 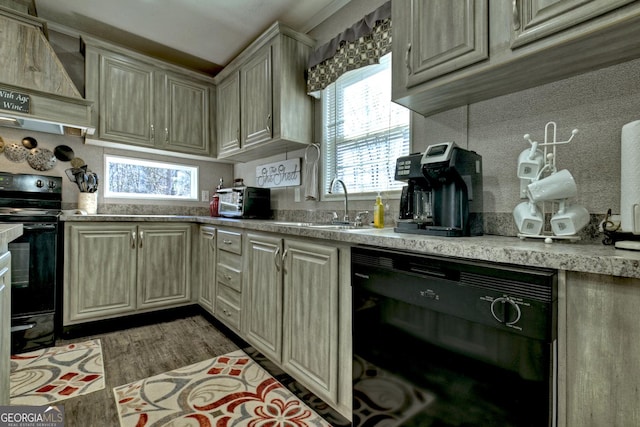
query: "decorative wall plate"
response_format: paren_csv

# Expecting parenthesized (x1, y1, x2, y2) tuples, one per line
(70, 157, 85, 168)
(54, 145, 75, 161)
(4, 143, 29, 162)
(27, 147, 57, 171)
(22, 136, 38, 149)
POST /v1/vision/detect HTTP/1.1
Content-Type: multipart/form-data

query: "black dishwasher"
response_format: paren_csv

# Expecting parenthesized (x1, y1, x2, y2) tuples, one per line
(351, 246, 557, 427)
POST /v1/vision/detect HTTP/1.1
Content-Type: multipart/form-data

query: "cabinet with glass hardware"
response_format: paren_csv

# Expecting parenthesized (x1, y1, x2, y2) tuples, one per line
(63, 222, 192, 325)
(215, 22, 314, 162)
(392, 0, 640, 117)
(83, 36, 214, 156)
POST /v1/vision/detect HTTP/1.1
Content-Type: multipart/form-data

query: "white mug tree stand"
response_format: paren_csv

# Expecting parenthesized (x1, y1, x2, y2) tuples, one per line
(516, 121, 580, 243)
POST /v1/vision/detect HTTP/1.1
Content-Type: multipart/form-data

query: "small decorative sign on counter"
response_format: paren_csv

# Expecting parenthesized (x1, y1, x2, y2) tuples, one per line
(255, 158, 301, 188)
(0, 89, 30, 113)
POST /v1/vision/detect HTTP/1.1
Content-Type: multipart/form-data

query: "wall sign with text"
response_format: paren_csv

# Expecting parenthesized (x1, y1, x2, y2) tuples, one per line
(255, 158, 301, 188)
(0, 89, 30, 113)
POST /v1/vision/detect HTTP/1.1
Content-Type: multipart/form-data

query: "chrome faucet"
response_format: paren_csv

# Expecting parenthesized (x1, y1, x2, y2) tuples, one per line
(329, 177, 349, 223)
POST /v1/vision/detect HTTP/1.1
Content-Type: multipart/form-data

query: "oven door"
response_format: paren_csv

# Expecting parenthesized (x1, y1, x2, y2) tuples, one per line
(9, 222, 58, 316)
(8, 222, 58, 353)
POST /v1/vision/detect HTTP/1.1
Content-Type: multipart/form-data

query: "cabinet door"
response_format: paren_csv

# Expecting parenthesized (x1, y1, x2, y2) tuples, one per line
(405, 0, 489, 88)
(99, 53, 156, 146)
(161, 72, 211, 155)
(511, 0, 634, 48)
(282, 240, 339, 403)
(217, 72, 241, 156)
(564, 271, 640, 426)
(0, 252, 11, 405)
(245, 233, 283, 363)
(199, 226, 216, 314)
(137, 224, 191, 309)
(64, 224, 137, 323)
(241, 45, 273, 148)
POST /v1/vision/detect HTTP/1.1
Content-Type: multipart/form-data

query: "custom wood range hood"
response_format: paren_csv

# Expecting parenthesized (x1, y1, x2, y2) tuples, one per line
(0, 4, 93, 136)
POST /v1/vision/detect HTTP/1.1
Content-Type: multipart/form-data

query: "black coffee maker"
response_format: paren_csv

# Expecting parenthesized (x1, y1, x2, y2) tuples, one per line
(395, 142, 483, 237)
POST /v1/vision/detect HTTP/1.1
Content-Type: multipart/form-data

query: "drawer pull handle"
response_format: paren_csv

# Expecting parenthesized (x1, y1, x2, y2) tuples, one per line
(224, 274, 232, 281)
(223, 239, 233, 245)
(274, 247, 281, 271)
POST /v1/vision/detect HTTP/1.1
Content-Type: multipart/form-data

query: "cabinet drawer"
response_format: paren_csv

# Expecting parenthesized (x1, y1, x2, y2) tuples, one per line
(217, 262, 242, 292)
(216, 293, 241, 330)
(218, 249, 241, 270)
(217, 230, 242, 254)
(217, 283, 241, 307)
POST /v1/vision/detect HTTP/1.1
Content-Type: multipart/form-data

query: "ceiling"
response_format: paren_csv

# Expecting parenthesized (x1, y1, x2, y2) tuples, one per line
(34, 0, 349, 75)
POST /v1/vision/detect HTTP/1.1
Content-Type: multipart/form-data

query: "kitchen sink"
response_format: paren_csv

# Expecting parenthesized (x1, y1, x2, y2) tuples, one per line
(270, 221, 373, 230)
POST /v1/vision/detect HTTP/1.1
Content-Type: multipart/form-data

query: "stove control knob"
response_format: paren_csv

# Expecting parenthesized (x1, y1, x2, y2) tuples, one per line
(48, 181, 57, 189)
(36, 179, 44, 188)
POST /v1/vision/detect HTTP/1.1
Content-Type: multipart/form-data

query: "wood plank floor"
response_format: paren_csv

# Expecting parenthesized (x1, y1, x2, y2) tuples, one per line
(55, 312, 240, 426)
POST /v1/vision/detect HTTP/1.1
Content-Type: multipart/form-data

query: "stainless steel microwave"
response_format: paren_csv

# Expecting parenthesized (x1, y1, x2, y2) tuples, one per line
(217, 186, 271, 219)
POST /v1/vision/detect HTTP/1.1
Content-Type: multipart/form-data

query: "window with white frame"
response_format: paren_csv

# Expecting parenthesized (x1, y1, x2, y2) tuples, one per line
(322, 53, 410, 197)
(104, 155, 198, 200)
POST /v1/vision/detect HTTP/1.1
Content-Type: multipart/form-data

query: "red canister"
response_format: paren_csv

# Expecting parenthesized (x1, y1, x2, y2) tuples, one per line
(210, 194, 220, 217)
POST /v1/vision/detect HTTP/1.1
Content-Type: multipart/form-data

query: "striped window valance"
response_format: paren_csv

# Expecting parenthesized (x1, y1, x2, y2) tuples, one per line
(306, 1, 392, 95)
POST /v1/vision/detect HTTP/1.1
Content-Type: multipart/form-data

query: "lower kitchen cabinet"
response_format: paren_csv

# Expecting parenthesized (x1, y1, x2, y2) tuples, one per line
(214, 229, 243, 333)
(63, 222, 192, 325)
(245, 233, 283, 363)
(244, 232, 351, 418)
(198, 226, 216, 315)
(0, 251, 11, 405)
(561, 271, 640, 427)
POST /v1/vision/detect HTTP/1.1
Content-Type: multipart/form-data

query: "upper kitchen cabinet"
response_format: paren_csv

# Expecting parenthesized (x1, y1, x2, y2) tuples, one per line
(83, 36, 215, 156)
(404, 0, 488, 88)
(214, 22, 314, 162)
(392, 0, 640, 117)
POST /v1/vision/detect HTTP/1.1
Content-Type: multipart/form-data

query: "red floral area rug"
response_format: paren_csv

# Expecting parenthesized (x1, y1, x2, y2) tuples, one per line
(113, 350, 332, 427)
(10, 339, 105, 405)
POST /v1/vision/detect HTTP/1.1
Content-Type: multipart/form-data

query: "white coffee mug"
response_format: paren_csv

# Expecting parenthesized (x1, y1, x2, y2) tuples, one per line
(513, 201, 544, 235)
(550, 203, 589, 236)
(517, 148, 545, 180)
(527, 169, 577, 203)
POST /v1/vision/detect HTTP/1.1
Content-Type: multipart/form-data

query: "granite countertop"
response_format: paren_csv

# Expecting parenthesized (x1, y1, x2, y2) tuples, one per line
(60, 214, 640, 279)
(0, 224, 23, 252)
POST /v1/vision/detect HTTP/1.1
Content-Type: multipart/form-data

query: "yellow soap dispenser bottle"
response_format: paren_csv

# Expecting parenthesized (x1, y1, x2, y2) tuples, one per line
(374, 192, 384, 228)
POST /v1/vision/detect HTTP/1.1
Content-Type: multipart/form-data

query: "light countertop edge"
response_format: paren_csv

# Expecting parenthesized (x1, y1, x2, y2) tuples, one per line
(60, 214, 640, 279)
(0, 224, 23, 252)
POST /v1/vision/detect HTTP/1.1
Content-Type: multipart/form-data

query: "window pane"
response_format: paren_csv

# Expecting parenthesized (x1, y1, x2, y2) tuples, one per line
(104, 155, 198, 200)
(322, 53, 410, 195)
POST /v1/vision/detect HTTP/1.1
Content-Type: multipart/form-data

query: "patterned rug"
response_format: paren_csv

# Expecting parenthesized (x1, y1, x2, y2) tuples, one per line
(10, 339, 105, 405)
(113, 349, 332, 427)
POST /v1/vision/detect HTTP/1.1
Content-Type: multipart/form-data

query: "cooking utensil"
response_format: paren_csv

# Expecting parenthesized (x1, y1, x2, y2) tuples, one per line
(65, 165, 87, 182)
(75, 171, 98, 193)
